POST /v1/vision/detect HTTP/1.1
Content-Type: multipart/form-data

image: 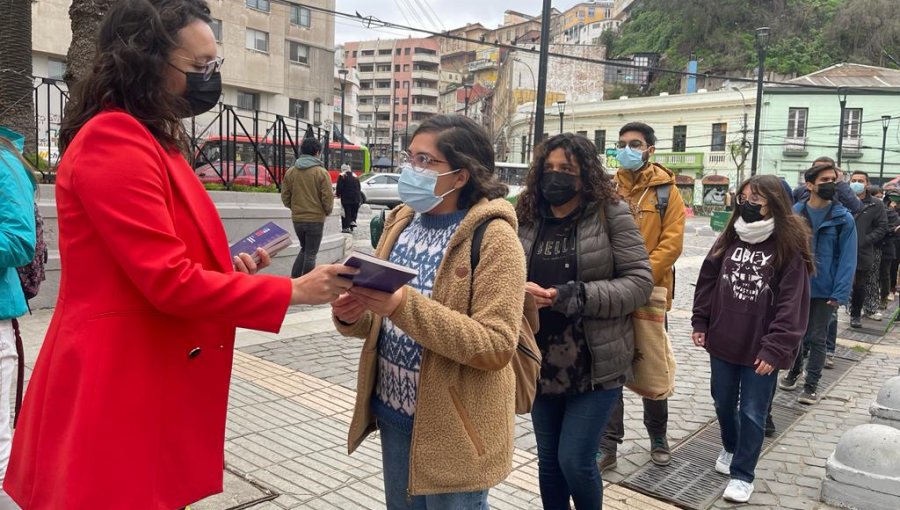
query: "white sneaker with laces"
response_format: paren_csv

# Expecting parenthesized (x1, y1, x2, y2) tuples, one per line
(723, 479, 754, 503)
(715, 449, 733, 475)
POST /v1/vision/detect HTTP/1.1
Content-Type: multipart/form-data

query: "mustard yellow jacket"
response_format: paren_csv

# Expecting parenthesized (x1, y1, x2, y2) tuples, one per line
(614, 162, 686, 310)
(335, 198, 526, 496)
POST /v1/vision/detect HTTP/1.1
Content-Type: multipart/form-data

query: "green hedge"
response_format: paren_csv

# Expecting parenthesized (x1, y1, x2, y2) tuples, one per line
(203, 183, 279, 193)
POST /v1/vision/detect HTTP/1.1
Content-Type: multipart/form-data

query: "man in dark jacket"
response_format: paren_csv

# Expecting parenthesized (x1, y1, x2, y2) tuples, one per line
(281, 138, 334, 277)
(780, 165, 857, 405)
(878, 190, 900, 309)
(792, 157, 862, 213)
(336, 164, 362, 233)
(848, 171, 888, 328)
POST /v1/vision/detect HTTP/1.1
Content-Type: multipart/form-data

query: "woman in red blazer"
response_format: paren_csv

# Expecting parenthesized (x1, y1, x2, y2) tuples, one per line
(3, 1, 354, 508)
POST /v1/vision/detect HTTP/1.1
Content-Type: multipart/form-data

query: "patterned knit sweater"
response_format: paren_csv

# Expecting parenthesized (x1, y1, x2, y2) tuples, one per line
(372, 209, 467, 433)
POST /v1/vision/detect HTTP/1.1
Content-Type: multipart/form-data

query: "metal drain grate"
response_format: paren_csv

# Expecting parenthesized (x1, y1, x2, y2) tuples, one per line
(622, 357, 856, 509)
(833, 345, 866, 361)
(838, 328, 883, 343)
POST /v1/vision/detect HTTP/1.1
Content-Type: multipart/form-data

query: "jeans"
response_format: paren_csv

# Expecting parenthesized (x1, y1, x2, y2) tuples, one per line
(291, 221, 325, 278)
(532, 387, 622, 510)
(0, 321, 17, 509)
(789, 299, 833, 393)
(826, 308, 837, 355)
(599, 394, 668, 452)
(378, 419, 490, 509)
(850, 269, 870, 318)
(709, 355, 777, 483)
(341, 201, 360, 231)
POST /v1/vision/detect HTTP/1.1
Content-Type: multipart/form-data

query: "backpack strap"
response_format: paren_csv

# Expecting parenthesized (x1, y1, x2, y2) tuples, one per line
(11, 319, 24, 429)
(654, 183, 670, 221)
(470, 219, 493, 274)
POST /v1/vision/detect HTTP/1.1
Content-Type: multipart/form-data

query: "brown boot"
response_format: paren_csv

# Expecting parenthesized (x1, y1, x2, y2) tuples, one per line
(597, 448, 617, 473)
(650, 436, 671, 466)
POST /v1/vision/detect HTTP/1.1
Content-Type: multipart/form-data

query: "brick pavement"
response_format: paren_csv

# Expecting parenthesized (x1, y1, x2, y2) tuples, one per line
(10, 212, 900, 509)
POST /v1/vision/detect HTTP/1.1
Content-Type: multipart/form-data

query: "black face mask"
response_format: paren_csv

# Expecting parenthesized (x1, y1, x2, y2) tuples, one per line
(182, 72, 222, 117)
(816, 182, 836, 201)
(740, 202, 765, 224)
(540, 171, 579, 206)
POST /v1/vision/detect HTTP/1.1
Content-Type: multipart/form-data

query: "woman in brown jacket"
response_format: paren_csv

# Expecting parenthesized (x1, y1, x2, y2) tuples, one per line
(331, 115, 525, 508)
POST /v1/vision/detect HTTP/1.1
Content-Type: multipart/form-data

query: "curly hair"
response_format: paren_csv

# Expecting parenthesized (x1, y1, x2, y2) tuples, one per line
(59, 0, 212, 154)
(516, 133, 618, 226)
(411, 115, 508, 209)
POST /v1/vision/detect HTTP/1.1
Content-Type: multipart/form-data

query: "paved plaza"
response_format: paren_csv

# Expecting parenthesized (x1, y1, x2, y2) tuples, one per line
(12, 212, 900, 509)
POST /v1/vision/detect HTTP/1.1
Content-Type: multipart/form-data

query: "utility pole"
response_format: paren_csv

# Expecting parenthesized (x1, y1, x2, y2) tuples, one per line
(532, 0, 553, 147)
(338, 66, 349, 166)
(405, 86, 411, 151)
(836, 88, 848, 167)
(880, 115, 892, 181)
(750, 27, 770, 176)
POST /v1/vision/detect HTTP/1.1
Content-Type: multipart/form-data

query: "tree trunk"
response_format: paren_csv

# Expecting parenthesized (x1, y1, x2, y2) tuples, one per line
(0, 0, 35, 150)
(65, 0, 114, 87)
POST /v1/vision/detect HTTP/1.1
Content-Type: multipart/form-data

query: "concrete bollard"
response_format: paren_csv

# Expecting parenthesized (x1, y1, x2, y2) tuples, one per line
(870, 376, 900, 430)
(821, 424, 900, 510)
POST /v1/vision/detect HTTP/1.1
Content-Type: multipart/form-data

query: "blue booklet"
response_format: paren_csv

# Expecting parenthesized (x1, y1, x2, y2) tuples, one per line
(342, 251, 417, 293)
(229, 222, 292, 264)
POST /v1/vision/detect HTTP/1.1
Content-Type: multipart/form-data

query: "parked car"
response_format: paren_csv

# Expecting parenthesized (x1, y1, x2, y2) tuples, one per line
(359, 172, 402, 208)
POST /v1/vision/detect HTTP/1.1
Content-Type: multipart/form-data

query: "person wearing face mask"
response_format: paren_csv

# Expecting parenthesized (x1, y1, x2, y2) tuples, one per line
(778, 165, 857, 406)
(791, 156, 862, 214)
(516, 134, 653, 510)
(599, 122, 685, 471)
(4, 1, 357, 508)
(885, 191, 900, 300)
(846, 172, 888, 327)
(691, 175, 813, 503)
(331, 115, 525, 508)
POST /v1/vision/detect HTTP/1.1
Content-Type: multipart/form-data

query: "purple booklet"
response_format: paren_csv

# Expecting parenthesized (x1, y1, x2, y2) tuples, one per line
(229, 222, 292, 264)
(342, 251, 417, 293)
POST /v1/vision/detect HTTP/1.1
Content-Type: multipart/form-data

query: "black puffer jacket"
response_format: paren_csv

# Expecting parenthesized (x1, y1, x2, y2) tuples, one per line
(519, 200, 653, 387)
(880, 207, 900, 260)
(854, 194, 889, 270)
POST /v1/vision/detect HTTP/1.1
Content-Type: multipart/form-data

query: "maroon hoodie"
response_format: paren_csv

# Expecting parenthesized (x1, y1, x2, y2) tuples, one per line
(691, 236, 811, 369)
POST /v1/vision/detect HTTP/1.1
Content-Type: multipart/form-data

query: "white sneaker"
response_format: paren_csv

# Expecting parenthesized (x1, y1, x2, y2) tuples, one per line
(723, 479, 754, 503)
(869, 312, 884, 321)
(715, 449, 733, 475)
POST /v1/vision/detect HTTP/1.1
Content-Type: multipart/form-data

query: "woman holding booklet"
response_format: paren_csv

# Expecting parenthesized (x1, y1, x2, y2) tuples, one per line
(5, 1, 355, 508)
(332, 114, 526, 508)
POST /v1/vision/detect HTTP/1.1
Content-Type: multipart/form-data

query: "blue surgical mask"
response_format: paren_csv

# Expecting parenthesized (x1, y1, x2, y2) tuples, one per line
(398, 164, 460, 213)
(615, 147, 646, 171)
(850, 182, 866, 195)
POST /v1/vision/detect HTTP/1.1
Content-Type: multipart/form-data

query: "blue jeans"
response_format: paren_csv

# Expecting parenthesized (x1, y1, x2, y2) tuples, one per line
(378, 419, 490, 509)
(790, 298, 832, 392)
(826, 308, 837, 355)
(531, 387, 621, 510)
(710, 355, 777, 483)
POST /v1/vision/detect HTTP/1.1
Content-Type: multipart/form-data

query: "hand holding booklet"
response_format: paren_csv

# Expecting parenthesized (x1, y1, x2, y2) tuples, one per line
(341, 251, 417, 293)
(229, 222, 292, 264)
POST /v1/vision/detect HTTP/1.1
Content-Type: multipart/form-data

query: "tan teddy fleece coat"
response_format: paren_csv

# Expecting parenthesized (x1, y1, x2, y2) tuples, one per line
(334, 198, 526, 496)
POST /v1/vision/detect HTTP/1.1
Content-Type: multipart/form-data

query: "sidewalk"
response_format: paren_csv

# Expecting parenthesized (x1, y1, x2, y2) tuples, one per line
(10, 219, 900, 509)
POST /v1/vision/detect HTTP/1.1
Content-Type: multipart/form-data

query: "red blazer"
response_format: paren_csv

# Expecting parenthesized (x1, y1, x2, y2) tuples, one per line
(4, 111, 292, 509)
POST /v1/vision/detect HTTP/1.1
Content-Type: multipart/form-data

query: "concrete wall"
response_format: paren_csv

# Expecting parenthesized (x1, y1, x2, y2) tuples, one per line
(32, 185, 349, 310)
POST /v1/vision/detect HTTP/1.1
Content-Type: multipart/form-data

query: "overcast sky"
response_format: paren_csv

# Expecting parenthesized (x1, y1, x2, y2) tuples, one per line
(333, 0, 570, 44)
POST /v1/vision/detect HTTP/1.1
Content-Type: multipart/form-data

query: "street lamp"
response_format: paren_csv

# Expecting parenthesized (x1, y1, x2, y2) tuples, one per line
(391, 96, 400, 169)
(338, 65, 349, 166)
(881, 115, 892, 181)
(463, 81, 473, 117)
(404, 86, 411, 152)
(556, 100, 567, 134)
(373, 102, 380, 155)
(515, 58, 537, 161)
(750, 26, 770, 176)
(836, 88, 849, 166)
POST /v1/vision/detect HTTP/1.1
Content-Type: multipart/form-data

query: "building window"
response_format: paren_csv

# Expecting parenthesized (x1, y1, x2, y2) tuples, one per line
(289, 98, 309, 119)
(594, 130, 606, 151)
(361, 50, 374, 56)
(787, 107, 808, 138)
(711, 123, 728, 152)
(48, 58, 66, 80)
(376, 64, 391, 72)
(245, 28, 269, 52)
(396, 48, 401, 56)
(237, 91, 259, 111)
(673, 125, 687, 152)
(404, 48, 410, 55)
(403, 64, 409, 72)
(843, 108, 863, 138)
(359, 64, 373, 72)
(376, 81, 391, 89)
(209, 19, 222, 42)
(395, 64, 400, 72)
(288, 41, 309, 64)
(246, 0, 270, 12)
(313, 99, 322, 125)
(359, 113, 373, 122)
(290, 5, 311, 27)
(378, 49, 392, 55)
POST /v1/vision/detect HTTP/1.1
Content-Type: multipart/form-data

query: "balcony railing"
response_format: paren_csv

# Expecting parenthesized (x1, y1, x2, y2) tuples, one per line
(651, 152, 704, 170)
(411, 87, 440, 97)
(706, 152, 728, 165)
(412, 53, 440, 64)
(842, 136, 863, 157)
(412, 69, 440, 81)
(783, 137, 808, 156)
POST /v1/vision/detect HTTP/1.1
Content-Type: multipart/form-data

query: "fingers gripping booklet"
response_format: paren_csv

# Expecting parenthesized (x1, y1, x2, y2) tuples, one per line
(229, 222, 292, 264)
(341, 251, 418, 293)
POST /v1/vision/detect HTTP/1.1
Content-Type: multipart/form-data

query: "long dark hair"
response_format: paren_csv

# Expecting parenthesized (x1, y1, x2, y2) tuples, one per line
(411, 115, 508, 209)
(59, 0, 211, 153)
(516, 133, 618, 226)
(716, 175, 814, 273)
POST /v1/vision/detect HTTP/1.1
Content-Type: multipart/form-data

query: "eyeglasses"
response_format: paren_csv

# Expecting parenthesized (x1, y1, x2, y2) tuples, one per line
(736, 194, 765, 206)
(615, 140, 648, 150)
(399, 151, 447, 168)
(170, 55, 225, 81)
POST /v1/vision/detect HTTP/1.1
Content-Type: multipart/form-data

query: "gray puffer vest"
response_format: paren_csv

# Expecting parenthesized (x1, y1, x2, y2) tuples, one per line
(519, 200, 653, 387)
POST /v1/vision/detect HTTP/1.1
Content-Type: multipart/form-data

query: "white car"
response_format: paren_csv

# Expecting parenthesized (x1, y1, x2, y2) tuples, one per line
(359, 172, 402, 208)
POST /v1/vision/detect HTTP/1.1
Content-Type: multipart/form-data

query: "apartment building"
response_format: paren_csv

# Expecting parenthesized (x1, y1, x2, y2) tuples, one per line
(342, 38, 441, 159)
(31, 0, 336, 149)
